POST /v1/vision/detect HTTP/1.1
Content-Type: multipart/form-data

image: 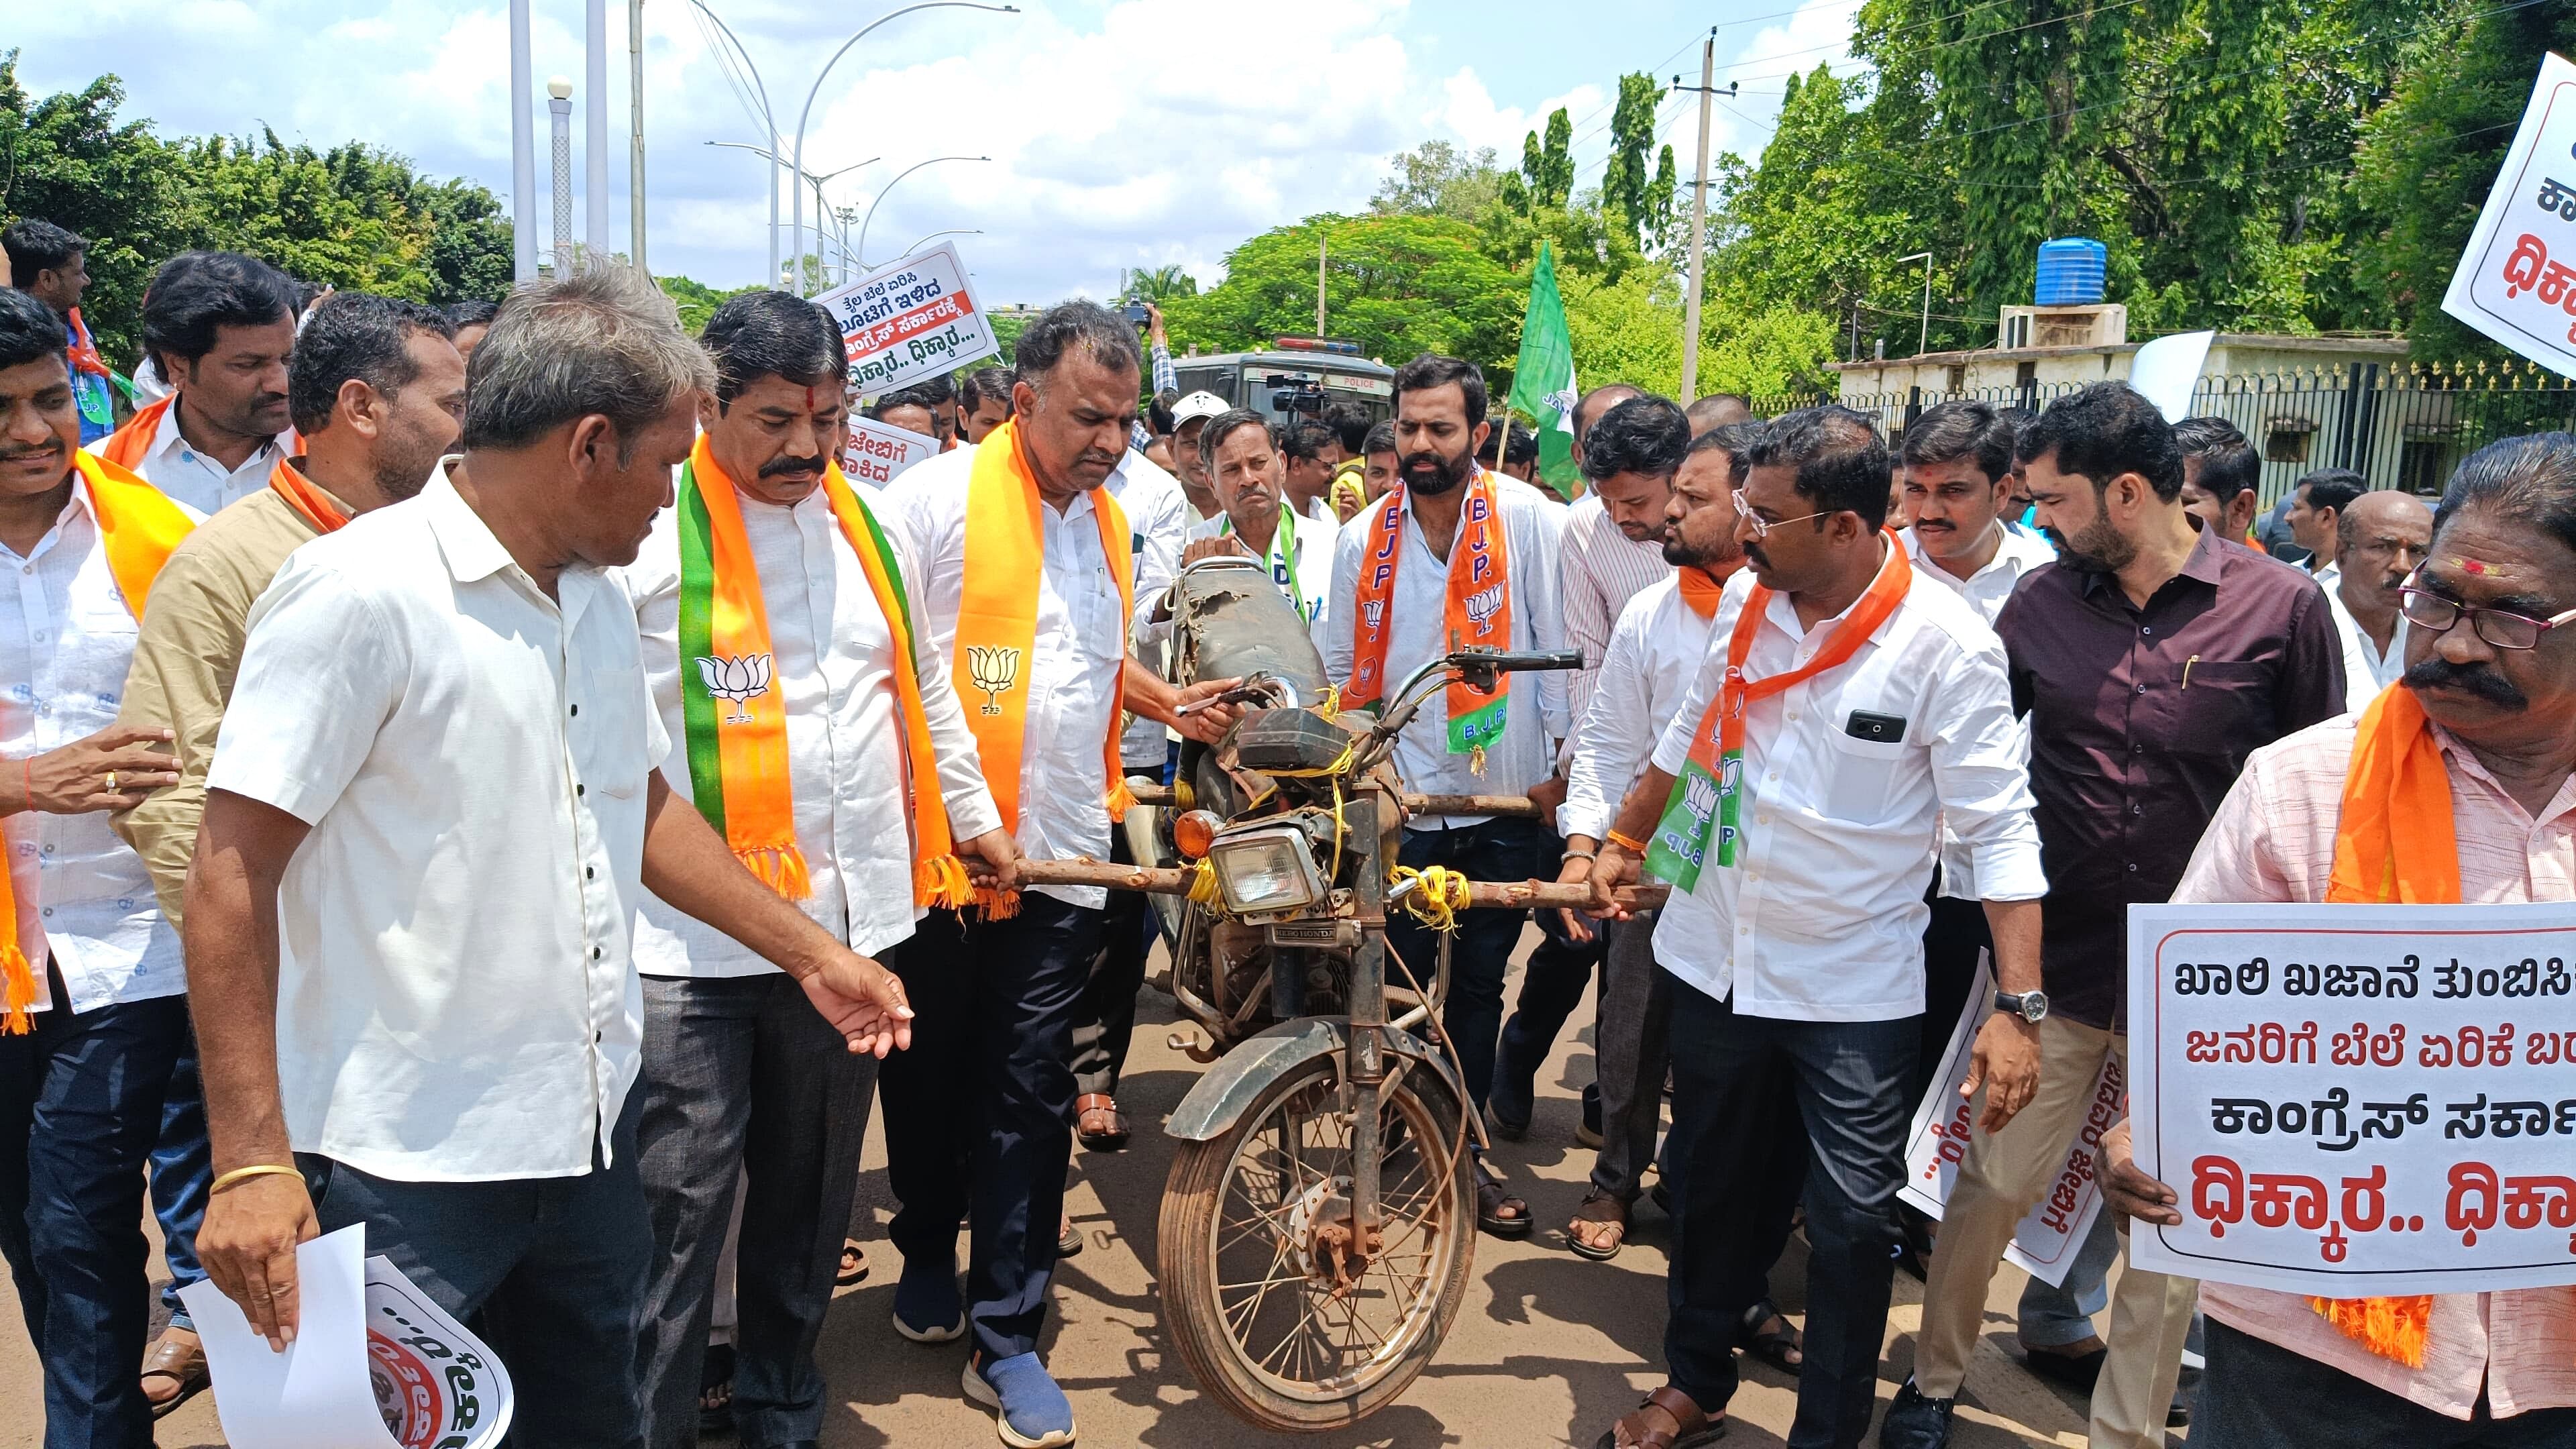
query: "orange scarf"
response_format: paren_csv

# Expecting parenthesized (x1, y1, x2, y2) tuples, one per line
(267, 458, 352, 535)
(1643, 535, 1910, 892)
(3, 453, 196, 1032)
(96, 394, 173, 472)
(1674, 558, 1739, 621)
(953, 421, 1134, 913)
(2309, 681, 2454, 1364)
(1342, 469, 1514, 763)
(674, 439, 971, 908)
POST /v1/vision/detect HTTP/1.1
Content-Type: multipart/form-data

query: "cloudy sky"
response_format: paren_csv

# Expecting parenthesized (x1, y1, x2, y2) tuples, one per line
(15, 0, 1863, 304)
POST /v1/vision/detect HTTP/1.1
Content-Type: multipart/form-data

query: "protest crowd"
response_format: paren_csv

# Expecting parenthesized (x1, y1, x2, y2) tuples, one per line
(1, 207, 2573, 1449)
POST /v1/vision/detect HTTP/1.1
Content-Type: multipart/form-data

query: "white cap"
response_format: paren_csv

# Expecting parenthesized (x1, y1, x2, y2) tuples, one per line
(1171, 390, 1230, 429)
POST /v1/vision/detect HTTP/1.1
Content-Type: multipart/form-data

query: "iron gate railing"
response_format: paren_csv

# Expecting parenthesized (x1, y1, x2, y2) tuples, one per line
(1752, 360, 2576, 507)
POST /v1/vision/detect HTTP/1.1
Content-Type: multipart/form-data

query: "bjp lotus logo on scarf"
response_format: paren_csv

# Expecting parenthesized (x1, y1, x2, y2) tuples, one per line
(967, 645, 1022, 716)
(696, 653, 773, 724)
(1462, 583, 1505, 634)
(1682, 770, 1719, 826)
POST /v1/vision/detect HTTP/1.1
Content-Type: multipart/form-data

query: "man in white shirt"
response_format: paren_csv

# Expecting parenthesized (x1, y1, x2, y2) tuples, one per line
(1321, 353, 1567, 1238)
(0, 285, 199, 1449)
(877, 303, 1236, 1446)
(1065, 441, 1191, 1156)
(1165, 389, 1227, 522)
(1493, 395, 1686, 1149)
(2284, 466, 2367, 584)
(1554, 421, 1755, 1264)
(1172, 410, 1336, 627)
(2323, 489, 2430, 714)
(621, 292, 1019, 1448)
(87, 251, 298, 515)
(182, 272, 916, 1449)
(1587, 407, 2047, 1449)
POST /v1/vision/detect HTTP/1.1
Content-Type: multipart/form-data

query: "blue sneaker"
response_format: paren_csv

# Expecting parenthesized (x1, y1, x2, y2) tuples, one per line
(963, 1351, 1076, 1447)
(892, 1258, 965, 1344)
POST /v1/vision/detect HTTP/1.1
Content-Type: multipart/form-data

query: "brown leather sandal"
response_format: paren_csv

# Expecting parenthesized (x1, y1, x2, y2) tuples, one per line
(1075, 1092, 1130, 1151)
(141, 1327, 210, 1419)
(1595, 1385, 1726, 1448)
(1568, 1188, 1629, 1260)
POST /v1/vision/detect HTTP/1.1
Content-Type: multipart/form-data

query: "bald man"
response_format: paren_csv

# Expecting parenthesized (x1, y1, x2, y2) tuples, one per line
(1686, 393, 1752, 437)
(2324, 489, 2433, 714)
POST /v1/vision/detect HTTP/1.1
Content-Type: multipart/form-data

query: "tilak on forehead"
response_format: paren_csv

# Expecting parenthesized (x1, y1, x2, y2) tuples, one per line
(2451, 555, 2499, 576)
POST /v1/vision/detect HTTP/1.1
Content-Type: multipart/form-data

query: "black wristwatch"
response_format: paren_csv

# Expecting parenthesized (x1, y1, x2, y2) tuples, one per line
(1993, 989, 2049, 1024)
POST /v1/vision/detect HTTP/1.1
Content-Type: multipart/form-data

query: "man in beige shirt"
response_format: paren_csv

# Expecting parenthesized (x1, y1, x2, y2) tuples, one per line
(2101, 431, 2576, 1446)
(108, 292, 466, 1412)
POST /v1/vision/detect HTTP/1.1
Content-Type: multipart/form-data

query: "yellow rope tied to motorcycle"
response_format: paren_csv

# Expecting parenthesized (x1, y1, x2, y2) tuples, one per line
(1187, 858, 1223, 905)
(1390, 865, 1470, 931)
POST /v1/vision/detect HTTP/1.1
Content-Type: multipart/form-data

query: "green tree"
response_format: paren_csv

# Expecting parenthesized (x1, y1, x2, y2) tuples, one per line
(1509, 108, 1574, 213)
(1372, 140, 1506, 222)
(0, 54, 197, 364)
(1118, 264, 1197, 303)
(1603, 72, 1674, 250)
(1165, 213, 1517, 372)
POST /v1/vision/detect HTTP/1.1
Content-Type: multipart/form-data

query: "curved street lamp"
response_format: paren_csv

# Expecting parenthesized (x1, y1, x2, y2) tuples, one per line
(708, 143, 878, 284)
(855, 156, 989, 268)
(894, 227, 983, 261)
(788, 3, 1017, 295)
(685, 0, 789, 287)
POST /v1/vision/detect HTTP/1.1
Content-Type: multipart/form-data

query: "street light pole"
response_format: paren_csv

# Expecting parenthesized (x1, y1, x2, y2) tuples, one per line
(586, 0, 611, 260)
(707, 144, 876, 285)
(548, 77, 576, 273)
(630, 0, 647, 272)
(897, 227, 981, 258)
(854, 155, 989, 266)
(1896, 252, 1934, 356)
(509, 0, 537, 280)
(686, 0, 782, 291)
(1672, 33, 1733, 400)
(787, 3, 1016, 296)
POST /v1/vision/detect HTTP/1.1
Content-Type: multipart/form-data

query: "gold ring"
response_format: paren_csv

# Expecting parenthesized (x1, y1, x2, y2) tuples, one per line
(104, 771, 116, 792)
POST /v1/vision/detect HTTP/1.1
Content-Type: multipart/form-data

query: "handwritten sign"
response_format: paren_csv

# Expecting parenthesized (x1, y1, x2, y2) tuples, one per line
(1897, 952, 2121, 1288)
(2443, 52, 2576, 377)
(810, 241, 999, 397)
(2127, 901, 2576, 1297)
(843, 415, 942, 489)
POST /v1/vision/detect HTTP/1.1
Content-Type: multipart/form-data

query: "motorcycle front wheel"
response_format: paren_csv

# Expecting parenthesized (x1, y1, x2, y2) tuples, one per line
(1157, 1053, 1475, 1431)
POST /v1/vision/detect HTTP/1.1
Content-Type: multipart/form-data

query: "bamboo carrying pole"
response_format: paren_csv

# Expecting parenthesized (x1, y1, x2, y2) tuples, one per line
(1124, 782, 1543, 821)
(1012, 859, 1669, 913)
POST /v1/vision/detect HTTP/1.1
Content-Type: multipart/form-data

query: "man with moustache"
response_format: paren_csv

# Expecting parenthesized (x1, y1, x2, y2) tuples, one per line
(2096, 431, 2576, 1449)
(90, 252, 299, 515)
(619, 291, 1020, 1449)
(1493, 396, 1689, 1150)
(1882, 382, 2343, 1449)
(109, 294, 468, 1417)
(955, 367, 1014, 445)
(183, 271, 920, 1448)
(0, 284, 197, 1449)
(1554, 420, 1760, 1265)
(1165, 390, 1227, 522)
(3, 220, 114, 445)
(2324, 490, 2434, 714)
(1325, 352, 1567, 1239)
(878, 303, 1238, 1445)
(1587, 405, 2045, 1449)
(1165, 410, 1336, 626)
(2172, 416, 2263, 547)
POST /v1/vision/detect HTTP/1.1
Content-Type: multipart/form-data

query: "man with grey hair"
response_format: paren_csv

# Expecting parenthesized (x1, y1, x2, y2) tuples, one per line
(182, 270, 919, 1448)
(880, 300, 1239, 1447)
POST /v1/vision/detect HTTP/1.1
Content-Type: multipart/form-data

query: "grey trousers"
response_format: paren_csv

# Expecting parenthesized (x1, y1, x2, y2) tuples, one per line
(632, 973, 876, 1449)
(1591, 912, 1673, 1201)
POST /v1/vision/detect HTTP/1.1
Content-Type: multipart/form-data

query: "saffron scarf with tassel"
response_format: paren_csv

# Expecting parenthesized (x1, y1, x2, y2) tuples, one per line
(3, 452, 195, 1031)
(674, 437, 971, 908)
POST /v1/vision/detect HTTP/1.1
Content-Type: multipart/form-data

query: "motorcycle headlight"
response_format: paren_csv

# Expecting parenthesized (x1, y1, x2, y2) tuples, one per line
(1205, 825, 1325, 916)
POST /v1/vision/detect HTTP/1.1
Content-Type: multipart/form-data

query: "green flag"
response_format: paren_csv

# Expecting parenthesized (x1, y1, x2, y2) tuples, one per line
(1503, 242, 1580, 496)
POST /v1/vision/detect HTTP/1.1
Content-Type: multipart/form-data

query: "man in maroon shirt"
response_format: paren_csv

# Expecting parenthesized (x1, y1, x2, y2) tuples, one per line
(1882, 382, 2345, 1449)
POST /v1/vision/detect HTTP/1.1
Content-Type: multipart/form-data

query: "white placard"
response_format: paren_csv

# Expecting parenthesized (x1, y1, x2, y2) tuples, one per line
(2125, 330, 2214, 423)
(2442, 52, 2576, 378)
(2127, 901, 2576, 1297)
(1898, 951, 2119, 1287)
(843, 415, 943, 489)
(180, 1224, 515, 1449)
(811, 241, 1000, 397)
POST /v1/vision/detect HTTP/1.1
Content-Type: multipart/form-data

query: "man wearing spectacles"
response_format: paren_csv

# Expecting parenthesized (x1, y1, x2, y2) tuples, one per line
(1883, 381, 2346, 1449)
(2097, 430, 2576, 1448)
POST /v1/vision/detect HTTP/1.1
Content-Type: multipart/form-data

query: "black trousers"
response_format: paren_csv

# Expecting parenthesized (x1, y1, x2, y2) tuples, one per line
(1384, 817, 1561, 1116)
(632, 973, 875, 1449)
(1663, 971, 1917, 1449)
(879, 896, 1104, 1361)
(2197, 1319, 2576, 1448)
(1490, 878, 1611, 1132)
(1069, 825, 1152, 1100)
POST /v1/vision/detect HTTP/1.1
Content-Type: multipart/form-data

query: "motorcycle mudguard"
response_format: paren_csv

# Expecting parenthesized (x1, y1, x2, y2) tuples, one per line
(1165, 1016, 1464, 1142)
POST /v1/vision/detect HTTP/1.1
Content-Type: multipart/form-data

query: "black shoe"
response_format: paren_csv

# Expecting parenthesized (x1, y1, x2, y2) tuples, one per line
(1876, 1378, 1954, 1449)
(1576, 1084, 1603, 1148)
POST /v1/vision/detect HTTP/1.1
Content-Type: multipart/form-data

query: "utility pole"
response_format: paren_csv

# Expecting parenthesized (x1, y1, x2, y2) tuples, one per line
(510, 0, 537, 280)
(586, 0, 610, 262)
(1316, 229, 1328, 335)
(630, 0, 647, 272)
(1896, 252, 1933, 356)
(1672, 36, 1734, 401)
(549, 78, 576, 274)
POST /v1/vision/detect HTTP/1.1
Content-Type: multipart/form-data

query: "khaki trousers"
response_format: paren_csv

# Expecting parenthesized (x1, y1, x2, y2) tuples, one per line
(1910, 1016, 2198, 1449)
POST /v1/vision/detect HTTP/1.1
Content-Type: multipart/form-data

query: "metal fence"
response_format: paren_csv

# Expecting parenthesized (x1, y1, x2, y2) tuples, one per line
(1750, 360, 2576, 508)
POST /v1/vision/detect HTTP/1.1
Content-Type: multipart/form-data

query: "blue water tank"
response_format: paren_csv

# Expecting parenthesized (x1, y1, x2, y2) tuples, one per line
(2035, 237, 2108, 306)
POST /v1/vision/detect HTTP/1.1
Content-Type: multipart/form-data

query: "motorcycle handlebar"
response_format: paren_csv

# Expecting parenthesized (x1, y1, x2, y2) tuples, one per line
(1466, 649, 1586, 674)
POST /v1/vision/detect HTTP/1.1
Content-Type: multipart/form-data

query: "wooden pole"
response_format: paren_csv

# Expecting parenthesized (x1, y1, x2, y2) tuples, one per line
(1011, 859, 1668, 913)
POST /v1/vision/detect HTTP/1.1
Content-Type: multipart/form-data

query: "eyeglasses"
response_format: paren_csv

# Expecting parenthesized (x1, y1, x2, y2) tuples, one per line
(1731, 489, 1833, 540)
(2398, 577, 2576, 651)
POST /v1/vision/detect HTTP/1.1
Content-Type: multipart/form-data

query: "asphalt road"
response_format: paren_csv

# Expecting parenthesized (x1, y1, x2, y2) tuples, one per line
(2, 927, 2175, 1448)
